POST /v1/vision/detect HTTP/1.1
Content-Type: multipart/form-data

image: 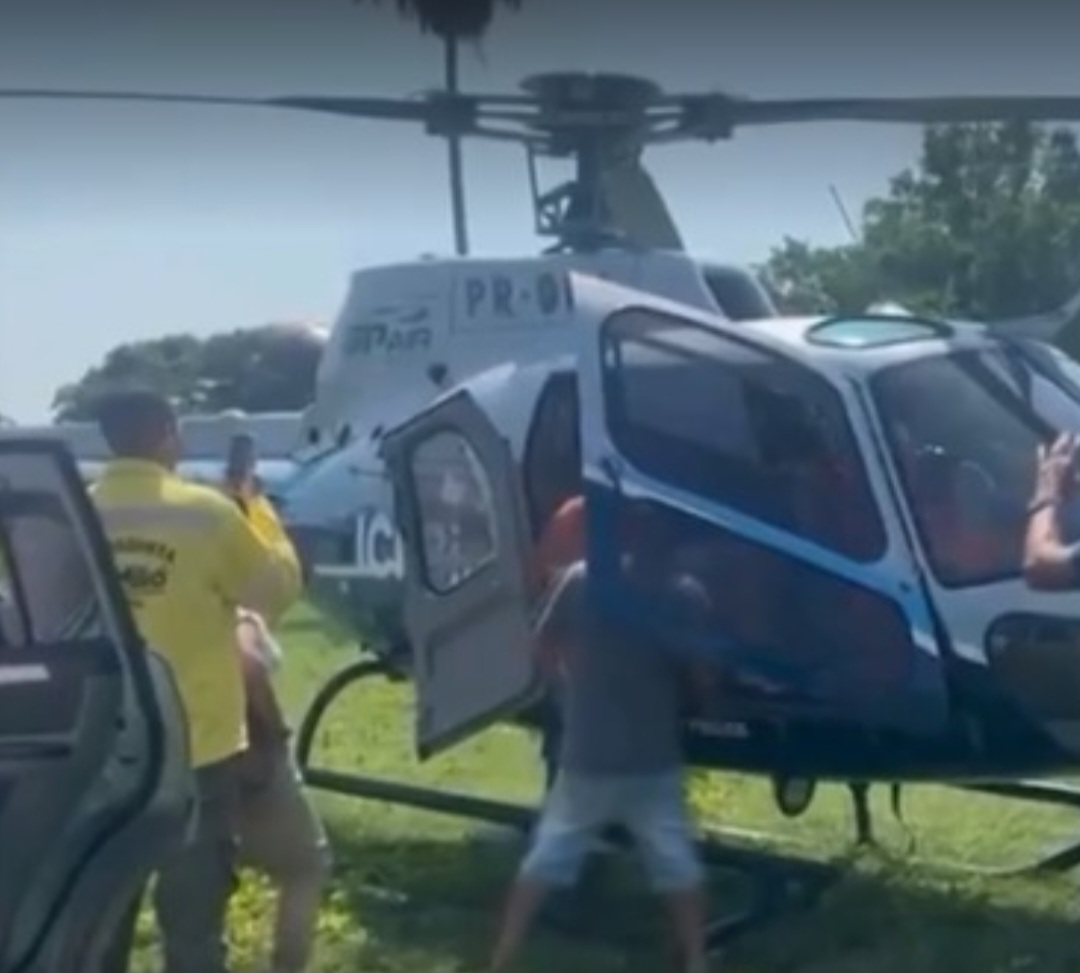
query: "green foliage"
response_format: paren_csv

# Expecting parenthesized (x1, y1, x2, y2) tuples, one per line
(355, 0, 523, 39)
(52, 325, 324, 421)
(763, 121, 1080, 320)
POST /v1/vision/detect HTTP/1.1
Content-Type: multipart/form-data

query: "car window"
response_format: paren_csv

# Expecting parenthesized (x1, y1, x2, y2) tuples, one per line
(602, 309, 886, 562)
(0, 490, 103, 646)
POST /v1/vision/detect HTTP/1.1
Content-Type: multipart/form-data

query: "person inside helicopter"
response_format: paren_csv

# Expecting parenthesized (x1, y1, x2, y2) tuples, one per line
(750, 385, 879, 557)
(871, 347, 1072, 588)
(1023, 431, 1080, 589)
(531, 493, 585, 792)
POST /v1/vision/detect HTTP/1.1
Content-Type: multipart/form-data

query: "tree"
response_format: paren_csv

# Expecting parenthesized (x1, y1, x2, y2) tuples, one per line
(52, 323, 327, 421)
(357, 0, 524, 254)
(762, 121, 1080, 322)
(358, 0, 522, 39)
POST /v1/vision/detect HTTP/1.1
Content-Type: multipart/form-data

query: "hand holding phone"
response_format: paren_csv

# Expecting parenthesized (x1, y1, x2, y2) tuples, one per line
(225, 434, 258, 501)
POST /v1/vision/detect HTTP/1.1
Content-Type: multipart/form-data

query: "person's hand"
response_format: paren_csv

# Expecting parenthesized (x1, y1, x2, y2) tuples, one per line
(224, 468, 256, 501)
(1033, 432, 1080, 509)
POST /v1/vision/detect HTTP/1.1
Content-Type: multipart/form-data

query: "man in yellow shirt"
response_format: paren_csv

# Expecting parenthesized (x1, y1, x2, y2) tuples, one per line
(92, 389, 302, 973)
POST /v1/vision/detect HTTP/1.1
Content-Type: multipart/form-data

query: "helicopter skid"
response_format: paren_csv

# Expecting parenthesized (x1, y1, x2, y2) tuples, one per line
(294, 658, 841, 953)
(845, 777, 1080, 877)
(941, 779, 1080, 877)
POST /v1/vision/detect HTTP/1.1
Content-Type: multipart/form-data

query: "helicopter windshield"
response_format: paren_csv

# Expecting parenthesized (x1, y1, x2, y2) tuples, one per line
(871, 342, 1080, 588)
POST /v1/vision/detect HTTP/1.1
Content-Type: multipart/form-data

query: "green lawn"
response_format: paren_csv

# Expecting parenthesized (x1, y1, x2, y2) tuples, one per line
(132, 607, 1080, 972)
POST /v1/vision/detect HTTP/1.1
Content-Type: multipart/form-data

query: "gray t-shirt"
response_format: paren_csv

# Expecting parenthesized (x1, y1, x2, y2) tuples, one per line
(535, 561, 686, 776)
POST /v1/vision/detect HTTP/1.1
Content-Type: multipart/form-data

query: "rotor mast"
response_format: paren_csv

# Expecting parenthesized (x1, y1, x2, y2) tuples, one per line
(520, 72, 684, 252)
(442, 35, 469, 256)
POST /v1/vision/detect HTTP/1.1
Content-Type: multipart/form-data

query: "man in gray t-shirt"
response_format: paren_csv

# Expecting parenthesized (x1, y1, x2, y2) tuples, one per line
(488, 561, 709, 973)
(553, 563, 685, 776)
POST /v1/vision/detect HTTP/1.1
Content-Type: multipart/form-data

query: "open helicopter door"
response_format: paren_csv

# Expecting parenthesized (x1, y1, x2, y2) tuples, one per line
(381, 390, 538, 759)
(0, 438, 190, 973)
(576, 300, 950, 735)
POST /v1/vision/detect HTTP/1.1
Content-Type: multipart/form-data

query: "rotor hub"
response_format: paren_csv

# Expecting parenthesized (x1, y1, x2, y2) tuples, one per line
(520, 72, 663, 114)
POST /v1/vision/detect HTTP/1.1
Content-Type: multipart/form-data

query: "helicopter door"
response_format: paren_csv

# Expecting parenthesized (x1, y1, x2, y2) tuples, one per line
(576, 307, 949, 735)
(381, 390, 538, 759)
(0, 438, 189, 973)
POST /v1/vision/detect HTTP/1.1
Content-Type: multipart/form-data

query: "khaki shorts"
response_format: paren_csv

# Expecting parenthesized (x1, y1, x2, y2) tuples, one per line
(236, 748, 331, 880)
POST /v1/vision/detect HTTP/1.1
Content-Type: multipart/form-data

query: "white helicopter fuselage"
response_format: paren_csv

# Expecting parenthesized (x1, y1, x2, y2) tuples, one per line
(377, 274, 1080, 770)
(278, 247, 777, 643)
(279, 249, 776, 641)
(279, 253, 1080, 719)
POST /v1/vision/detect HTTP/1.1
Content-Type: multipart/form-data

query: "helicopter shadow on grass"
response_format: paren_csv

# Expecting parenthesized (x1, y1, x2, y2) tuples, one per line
(320, 819, 1080, 973)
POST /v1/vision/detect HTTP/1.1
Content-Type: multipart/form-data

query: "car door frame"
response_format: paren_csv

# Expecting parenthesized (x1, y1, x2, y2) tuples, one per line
(381, 389, 539, 760)
(0, 437, 186, 973)
(575, 304, 951, 736)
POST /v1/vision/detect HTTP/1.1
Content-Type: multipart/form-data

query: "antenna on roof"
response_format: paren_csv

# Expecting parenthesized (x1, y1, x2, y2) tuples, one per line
(828, 183, 907, 316)
(829, 183, 859, 244)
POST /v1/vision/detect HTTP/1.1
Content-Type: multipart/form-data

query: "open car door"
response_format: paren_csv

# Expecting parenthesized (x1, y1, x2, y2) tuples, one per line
(0, 439, 191, 973)
(381, 390, 538, 759)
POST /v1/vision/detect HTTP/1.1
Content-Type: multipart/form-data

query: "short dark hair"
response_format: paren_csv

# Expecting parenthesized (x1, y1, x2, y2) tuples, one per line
(95, 388, 178, 457)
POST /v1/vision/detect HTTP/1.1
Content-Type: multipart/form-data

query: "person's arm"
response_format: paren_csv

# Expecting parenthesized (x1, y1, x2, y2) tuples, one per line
(211, 497, 303, 625)
(1024, 433, 1080, 590)
(664, 572, 718, 713)
(531, 496, 586, 599)
(237, 639, 290, 743)
(236, 610, 284, 672)
(245, 494, 303, 597)
(532, 563, 587, 679)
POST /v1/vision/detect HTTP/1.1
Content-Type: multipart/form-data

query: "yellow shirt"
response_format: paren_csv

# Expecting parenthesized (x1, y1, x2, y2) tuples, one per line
(91, 459, 302, 768)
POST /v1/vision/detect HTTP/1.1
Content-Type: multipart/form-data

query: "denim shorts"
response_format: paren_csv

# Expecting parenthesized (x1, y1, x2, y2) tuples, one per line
(519, 769, 704, 892)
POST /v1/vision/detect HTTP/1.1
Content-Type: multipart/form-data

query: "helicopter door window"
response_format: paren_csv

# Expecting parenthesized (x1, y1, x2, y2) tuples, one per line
(602, 309, 886, 563)
(409, 430, 499, 593)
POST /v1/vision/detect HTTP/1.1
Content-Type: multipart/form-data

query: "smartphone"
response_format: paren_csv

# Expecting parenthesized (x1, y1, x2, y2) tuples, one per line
(225, 434, 256, 485)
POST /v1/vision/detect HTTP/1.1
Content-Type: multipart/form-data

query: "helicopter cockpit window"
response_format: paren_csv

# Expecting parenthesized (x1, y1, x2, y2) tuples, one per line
(409, 430, 499, 593)
(872, 346, 1080, 588)
(808, 316, 951, 349)
(603, 310, 886, 562)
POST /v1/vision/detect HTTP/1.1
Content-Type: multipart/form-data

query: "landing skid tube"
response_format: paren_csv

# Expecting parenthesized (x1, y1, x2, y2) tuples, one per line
(847, 778, 1080, 877)
(294, 659, 840, 952)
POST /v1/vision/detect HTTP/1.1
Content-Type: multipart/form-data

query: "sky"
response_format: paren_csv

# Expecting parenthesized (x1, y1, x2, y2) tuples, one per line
(2, 0, 1079, 420)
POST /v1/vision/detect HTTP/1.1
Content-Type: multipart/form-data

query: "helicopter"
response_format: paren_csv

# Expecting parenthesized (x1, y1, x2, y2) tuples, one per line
(10, 72, 1080, 651)
(13, 75, 1080, 937)
(0, 409, 308, 493)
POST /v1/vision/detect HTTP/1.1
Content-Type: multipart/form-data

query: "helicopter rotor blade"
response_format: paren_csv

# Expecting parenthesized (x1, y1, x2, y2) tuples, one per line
(687, 94, 1080, 134)
(0, 88, 433, 122)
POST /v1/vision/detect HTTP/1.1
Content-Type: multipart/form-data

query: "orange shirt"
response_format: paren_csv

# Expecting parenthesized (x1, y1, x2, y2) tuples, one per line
(534, 495, 586, 590)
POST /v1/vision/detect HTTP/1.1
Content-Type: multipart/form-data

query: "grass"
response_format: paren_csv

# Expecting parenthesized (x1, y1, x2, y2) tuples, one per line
(132, 605, 1080, 972)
